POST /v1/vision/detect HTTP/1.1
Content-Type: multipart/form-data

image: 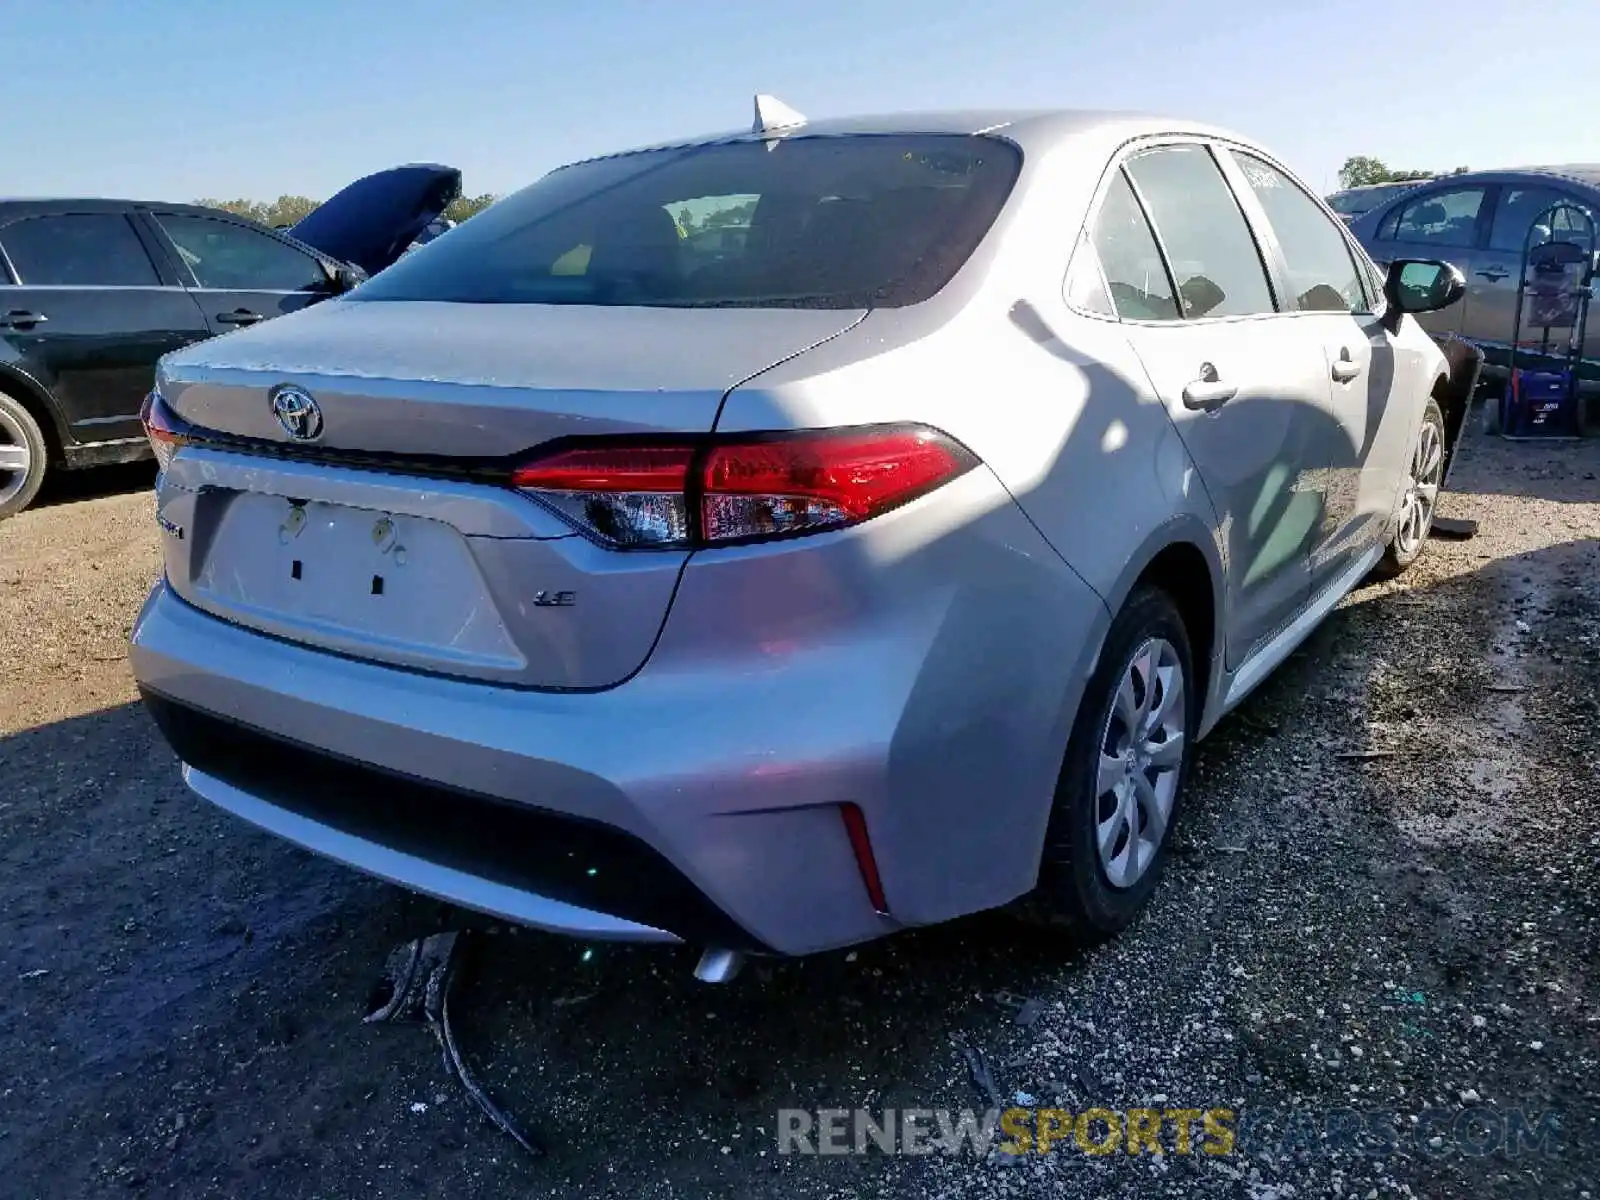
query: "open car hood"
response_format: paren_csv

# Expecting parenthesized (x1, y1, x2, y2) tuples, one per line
(288, 163, 462, 277)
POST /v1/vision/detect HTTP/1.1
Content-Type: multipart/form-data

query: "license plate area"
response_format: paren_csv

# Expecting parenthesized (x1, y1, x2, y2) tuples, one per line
(191, 492, 523, 671)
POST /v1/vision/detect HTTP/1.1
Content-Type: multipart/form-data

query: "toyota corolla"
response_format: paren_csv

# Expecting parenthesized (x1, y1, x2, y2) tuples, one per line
(129, 102, 1467, 980)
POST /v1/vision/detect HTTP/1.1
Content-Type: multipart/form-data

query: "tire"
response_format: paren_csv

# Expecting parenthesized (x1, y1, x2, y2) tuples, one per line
(1028, 585, 1197, 941)
(0, 390, 49, 519)
(1372, 397, 1445, 581)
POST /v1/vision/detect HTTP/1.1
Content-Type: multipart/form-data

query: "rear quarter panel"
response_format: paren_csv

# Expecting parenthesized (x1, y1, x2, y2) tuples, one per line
(661, 464, 1113, 927)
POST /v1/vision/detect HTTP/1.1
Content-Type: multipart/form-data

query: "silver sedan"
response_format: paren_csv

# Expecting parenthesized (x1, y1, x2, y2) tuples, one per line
(130, 104, 1465, 978)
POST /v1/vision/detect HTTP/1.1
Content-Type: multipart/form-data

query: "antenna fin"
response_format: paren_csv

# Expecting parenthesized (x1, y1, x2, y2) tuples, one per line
(752, 94, 807, 135)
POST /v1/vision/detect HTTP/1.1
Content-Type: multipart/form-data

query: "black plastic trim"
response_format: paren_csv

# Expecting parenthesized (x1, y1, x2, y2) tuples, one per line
(139, 688, 770, 953)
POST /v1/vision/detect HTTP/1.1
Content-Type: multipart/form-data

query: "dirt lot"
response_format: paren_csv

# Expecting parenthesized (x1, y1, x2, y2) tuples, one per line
(2, 427, 1597, 1200)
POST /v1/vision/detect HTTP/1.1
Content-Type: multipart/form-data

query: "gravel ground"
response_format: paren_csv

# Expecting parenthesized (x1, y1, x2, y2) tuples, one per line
(1, 425, 1597, 1199)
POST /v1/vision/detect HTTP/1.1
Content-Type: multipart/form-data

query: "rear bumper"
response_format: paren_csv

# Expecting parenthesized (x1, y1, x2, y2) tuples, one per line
(139, 688, 753, 948)
(130, 468, 1110, 956)
(134, 582, 885, 954)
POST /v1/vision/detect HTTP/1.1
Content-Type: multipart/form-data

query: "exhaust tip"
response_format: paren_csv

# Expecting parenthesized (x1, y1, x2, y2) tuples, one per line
(693, 947, 745, 984)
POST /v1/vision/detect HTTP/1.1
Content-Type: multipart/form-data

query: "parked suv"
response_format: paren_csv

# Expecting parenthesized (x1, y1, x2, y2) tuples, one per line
(131, 107, 1466, 977)
(0, 164, 461, 516)
(1347, 165, 1600, 391)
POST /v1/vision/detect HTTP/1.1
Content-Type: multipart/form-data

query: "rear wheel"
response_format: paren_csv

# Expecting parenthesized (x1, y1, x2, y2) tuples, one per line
(0, 391, 48, 518)
(1373, 397, 1445, 580)
(1030, 586, 1195, 940)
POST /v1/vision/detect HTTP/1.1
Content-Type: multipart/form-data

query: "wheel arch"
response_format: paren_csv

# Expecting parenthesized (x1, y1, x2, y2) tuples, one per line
(1091, 517, 1224, 729)
(1429, 332, 1483, 488)
(0, 361, 67, 464)
(1023, 524, 1220, 936)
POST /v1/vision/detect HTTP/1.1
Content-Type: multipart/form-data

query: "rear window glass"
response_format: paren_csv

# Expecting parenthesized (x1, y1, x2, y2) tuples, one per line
(1, 213, 161, 287)
(1327, 183, 1416, 217)
(353, 134, 1022, 309)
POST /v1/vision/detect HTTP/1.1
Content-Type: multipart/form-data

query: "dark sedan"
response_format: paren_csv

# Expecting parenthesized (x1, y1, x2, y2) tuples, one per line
(0, 165, 460, 515)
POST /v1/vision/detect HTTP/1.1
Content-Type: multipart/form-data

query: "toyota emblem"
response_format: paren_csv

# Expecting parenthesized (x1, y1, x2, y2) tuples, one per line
(270, 385, 323, 442)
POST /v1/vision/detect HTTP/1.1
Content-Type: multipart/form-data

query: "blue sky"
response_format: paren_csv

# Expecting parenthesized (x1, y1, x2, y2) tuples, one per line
(3, 0, 1595, 203)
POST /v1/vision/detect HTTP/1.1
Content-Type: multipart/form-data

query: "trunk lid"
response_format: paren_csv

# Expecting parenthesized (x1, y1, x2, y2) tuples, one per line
(153, 300, 865, 689)
(288, 164, 463, 277)
(157, 300, 863, 452)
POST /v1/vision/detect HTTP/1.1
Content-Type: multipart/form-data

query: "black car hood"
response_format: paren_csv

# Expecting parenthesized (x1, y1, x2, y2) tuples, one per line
(288, 163, 462, 277)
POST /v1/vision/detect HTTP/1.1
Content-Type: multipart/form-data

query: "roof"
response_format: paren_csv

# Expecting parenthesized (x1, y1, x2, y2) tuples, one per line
(0, 197, 246, 218)
(1368, 165, 1600, 192)
(1330, 180, 1432, 195)
(563, 107, 1248, 167)
(1498, 164, 1600, 188)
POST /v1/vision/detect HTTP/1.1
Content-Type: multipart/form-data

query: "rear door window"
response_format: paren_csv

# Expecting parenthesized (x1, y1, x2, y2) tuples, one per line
(1487, 185, 1595, 253)
(1125, 144, 1277, 319)
(353, 135, 1022, 309)
(1087, 170, 1179, 321)
(0, 213, 161, 286)
(1233, 152, 1369, 313)
(1063, 230, 1116, 317)
(1384, 187, 1488, 249)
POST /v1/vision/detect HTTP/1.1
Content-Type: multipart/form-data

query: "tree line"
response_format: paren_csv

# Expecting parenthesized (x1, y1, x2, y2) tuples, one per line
(1337, 156, 1470, 191)
(191, 192, 498, 230)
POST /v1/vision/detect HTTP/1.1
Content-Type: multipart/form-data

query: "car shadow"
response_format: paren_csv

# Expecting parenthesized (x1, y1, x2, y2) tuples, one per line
(0, 697, 1096, 1192)
(32, 460, 158, 509)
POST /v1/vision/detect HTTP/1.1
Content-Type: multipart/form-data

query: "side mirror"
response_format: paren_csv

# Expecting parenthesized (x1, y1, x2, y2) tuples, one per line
(1383, 258, 1466, 315)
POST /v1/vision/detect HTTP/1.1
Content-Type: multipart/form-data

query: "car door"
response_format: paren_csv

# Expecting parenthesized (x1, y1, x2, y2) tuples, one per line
(142, 211, 336, 334)
(1362, 183, 1491, 339)
(1225, 149, 1415, 595)
(0, 209, 211, 445)
(1467, 181, 1599, 368)
(1104, 142, 1326, 667)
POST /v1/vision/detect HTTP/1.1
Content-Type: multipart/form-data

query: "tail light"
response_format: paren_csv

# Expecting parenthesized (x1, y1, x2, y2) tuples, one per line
(140, 390, 190, 471)
(510, 425, 978, 550)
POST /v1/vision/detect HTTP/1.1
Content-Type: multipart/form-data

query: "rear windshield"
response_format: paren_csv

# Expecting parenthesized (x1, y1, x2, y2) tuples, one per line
(352, 134, 1022, 309)
(1328, 182, 1422, 216)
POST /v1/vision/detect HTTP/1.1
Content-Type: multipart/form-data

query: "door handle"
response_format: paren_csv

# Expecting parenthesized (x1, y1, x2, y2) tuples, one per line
(215, 308, 264, 326)
(1476, 266, 1510, 282)
(0, 309, 47, 330)
(1331, 348, 1362, 383)
(1181, 364, 1237, 412)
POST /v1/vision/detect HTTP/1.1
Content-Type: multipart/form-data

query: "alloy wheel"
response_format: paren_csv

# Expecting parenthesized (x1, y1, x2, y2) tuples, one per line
(1094, 637, 1186, 889)
(1394, 416, 1444, 559)
(0, 408, 35, 510)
